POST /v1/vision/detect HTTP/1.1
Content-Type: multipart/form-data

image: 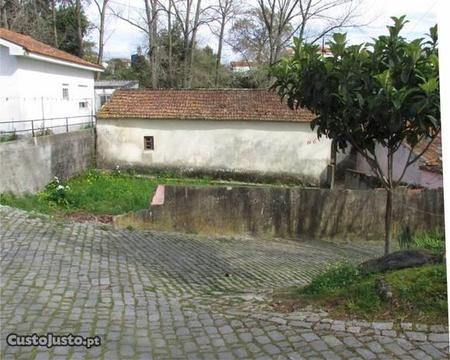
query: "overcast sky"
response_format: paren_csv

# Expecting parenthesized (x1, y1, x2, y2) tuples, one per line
(86, 0, 438, 63)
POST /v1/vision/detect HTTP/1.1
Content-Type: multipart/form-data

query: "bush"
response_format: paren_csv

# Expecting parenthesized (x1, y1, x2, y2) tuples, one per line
(43, 176, 71, 207)
(303, 262, 361, 295)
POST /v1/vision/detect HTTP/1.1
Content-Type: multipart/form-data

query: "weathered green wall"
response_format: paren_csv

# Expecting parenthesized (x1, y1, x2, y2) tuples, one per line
(114, 185, 445, 241)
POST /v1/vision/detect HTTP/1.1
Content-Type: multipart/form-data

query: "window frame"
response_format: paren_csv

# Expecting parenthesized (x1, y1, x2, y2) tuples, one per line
(144, 136, 154, 150)
(62, 86, 69, 100)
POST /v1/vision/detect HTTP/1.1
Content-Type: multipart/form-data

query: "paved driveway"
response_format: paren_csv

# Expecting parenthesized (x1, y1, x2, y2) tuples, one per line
(1, 206, 448, 359)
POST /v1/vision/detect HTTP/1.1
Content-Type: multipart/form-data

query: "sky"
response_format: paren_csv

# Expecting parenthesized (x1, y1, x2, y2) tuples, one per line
(86, 0, 439, 63)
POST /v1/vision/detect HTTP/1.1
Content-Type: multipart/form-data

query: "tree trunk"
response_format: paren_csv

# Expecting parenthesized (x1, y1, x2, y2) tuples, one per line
(52, 0, 58, 47)
(214, 14, 226, 87)
(151, 1, 159, 88)
(384, 150, 394, 255)
(75, 0, 83, 57)
(0, 0, 7, 29)
(144, 0, 158, 89)
(96, 1, 107, 79)
(384, 187, 393, 255)
(168, 1, 173, 87)
(182, 1, 192, 88)
(186, 0, 201, 88)
(97, 2, 106, 64)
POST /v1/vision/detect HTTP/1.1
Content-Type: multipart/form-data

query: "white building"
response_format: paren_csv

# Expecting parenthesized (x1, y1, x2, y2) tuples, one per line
(356, 135, 442, 189)
(230, 61, 257, 73)
(96, 89, 332, 185)
(0, 28, 103, 135)
(94, 80, 139, 112)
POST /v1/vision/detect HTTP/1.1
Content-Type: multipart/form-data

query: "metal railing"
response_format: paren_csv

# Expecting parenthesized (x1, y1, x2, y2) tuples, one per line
(0, 115, 95, 137)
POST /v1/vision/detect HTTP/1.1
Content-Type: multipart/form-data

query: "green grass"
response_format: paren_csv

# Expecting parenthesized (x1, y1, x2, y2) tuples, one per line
(0, 132, 18, 142)
(412, 230, 445, 254)
(273, 262, 447, 324)
(0, 169, 213, 216)
(398, 227, 445, 255)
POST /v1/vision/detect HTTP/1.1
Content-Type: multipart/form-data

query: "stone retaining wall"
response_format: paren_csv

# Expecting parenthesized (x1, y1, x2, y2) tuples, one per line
(114, 185, 444, 241)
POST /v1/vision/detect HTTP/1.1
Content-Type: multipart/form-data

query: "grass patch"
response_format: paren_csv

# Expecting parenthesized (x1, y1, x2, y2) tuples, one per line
(0, 131, 18, 142)
(398, 227, 445, 255)
(0, 169, 214, 216)
(272, 262, 447, 324)
(412, 230, 445, 254)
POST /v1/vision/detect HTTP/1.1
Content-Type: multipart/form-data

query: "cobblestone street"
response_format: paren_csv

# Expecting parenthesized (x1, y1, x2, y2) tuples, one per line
(1, 206, 448, 359)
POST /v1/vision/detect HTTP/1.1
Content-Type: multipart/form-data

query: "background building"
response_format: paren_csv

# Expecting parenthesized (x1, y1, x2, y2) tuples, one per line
(0, 28, 103, 135)
(94, 80, 139, 112)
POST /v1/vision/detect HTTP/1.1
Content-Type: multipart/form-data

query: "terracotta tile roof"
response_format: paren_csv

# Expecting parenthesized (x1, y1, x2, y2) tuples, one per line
(96, 89, 315, 123)
(0, 28, 103, 70)
(230, 60, 256, 67)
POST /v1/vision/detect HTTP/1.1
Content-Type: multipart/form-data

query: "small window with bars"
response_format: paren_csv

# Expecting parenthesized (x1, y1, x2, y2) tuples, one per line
(144, 136, 154, 150)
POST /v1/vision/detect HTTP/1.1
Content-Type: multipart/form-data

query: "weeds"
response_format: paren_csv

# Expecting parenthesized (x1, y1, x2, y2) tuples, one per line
(0, 169, 215, 216)
(0, 131, 17, 142)
(398, 227, 445, 255)
(303, 262, 361, 295)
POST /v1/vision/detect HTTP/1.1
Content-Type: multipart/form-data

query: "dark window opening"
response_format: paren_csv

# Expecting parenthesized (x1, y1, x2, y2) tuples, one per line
(62, 87, 69, 100)
(144, 136, 154, 150)
(100, 95, 111, 106)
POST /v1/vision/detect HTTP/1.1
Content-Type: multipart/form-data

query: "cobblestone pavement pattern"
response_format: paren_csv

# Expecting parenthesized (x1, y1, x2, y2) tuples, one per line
(1, 206, 448, 359)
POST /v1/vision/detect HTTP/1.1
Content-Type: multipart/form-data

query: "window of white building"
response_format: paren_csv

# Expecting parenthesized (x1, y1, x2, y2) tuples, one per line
(62, 85, 69, 100)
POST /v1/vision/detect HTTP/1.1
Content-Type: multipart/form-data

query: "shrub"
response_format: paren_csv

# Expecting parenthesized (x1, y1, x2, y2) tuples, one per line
(43, 176, 71, 207)
(35, 127, 53, 137)
(112, 165, 122, 177)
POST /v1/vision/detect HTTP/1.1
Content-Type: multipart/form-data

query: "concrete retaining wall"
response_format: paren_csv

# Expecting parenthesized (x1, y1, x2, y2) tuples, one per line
(0, 129, 95, 194)
(115, 185, 445, 241)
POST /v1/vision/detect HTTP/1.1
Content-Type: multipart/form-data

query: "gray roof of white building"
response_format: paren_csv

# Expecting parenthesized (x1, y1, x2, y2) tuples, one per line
(94, 80, 139, 89)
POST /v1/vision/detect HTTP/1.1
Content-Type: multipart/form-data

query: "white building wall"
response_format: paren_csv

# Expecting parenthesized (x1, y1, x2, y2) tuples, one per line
(0, 44, 95, 134)
(97, 118, 332, 184)
(0, 45, 20, 98)
(356, 143, 443, 189)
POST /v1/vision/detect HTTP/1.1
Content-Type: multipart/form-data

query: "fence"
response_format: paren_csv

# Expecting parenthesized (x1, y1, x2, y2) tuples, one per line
(0, 114, 95, 139)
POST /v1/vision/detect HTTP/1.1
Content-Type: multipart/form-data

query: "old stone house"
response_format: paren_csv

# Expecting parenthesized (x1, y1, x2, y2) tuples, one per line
(96, 89, 332, 185)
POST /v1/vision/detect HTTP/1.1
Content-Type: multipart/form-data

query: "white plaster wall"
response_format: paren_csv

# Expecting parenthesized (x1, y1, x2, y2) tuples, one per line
(97, 118, 332, 183)
(0, 45, 19, 98)
(0, 44, 95, 133)
(356, 143, 443, 188)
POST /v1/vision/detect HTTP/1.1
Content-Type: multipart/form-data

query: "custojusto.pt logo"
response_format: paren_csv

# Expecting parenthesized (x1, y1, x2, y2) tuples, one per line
(6, 333, 101, 348)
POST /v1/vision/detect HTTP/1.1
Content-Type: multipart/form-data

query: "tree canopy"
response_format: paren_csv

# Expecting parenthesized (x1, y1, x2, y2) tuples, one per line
(271, 16, 440, 254)
(272, 16, 440, 188)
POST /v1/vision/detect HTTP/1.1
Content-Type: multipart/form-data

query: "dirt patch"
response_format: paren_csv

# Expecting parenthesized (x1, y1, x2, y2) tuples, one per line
(66, 212, 113, 224)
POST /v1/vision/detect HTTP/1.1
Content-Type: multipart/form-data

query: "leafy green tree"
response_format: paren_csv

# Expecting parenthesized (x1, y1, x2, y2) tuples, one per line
(230, 66, 271, 88)
(55, 3, 90, 57)
(271, 16, 440, 254)
(1, 1, 92, 58)
(190, 45, 233, 88)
